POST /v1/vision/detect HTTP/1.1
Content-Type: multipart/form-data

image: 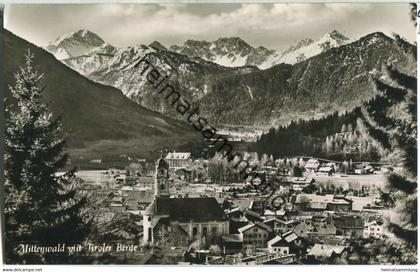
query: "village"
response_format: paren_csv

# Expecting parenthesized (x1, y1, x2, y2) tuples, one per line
(75, 151, 397, 264)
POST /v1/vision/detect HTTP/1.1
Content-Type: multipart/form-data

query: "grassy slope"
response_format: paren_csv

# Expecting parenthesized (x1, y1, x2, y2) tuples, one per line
(4, 30, 200, 168)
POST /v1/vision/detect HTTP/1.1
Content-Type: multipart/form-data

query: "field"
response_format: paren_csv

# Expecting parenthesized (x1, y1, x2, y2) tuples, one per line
(65, 136, 199, 170)
(309, 173, 387, 189)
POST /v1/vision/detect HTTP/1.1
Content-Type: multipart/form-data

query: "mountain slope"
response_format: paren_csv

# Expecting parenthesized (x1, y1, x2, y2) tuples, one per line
(47, 29, 351, 116)
(64, 40, 258, 116)
(44, 30, 416, 131)
(170, 31, 349, 68)
(170, 37, 274, 68)
(53, 29, 354, 119)
(4, 30, 198, 162)
(259, 30, 350, 68)
(45, 29, 106, 60)
(198, 32, 416, 127)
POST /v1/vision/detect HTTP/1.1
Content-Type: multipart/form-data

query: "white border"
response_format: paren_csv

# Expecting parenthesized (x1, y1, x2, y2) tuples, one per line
(0, 0, 418, 3)
(1, 1, 419, 271)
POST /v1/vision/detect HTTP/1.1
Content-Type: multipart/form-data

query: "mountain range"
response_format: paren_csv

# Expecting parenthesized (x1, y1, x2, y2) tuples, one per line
(47, 29, 350, 68)
(170, 30, 350, 68)
(45, 29, 109, 60)
(45, 29, 416, 129)
(5, 30, 199, 164)
(199, 32, 416, 127)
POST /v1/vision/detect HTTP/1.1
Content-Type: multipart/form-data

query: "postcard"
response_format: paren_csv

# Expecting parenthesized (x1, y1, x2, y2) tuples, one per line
(1, 2, 417, 267)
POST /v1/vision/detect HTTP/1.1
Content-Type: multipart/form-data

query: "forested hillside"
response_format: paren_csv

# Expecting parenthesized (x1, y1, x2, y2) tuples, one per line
(200, 33, 416, 127)
(252, 108, 380, 161)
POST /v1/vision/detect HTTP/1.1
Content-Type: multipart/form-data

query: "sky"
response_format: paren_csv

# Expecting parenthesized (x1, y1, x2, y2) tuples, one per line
(4, 3, 416, 50)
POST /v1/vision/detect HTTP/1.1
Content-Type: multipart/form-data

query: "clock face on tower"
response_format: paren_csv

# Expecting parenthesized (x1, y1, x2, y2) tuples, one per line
(158, 168, 167, 176)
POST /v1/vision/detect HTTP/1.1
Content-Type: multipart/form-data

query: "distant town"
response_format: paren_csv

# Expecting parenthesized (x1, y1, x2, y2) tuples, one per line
(69, 150, 398, 264)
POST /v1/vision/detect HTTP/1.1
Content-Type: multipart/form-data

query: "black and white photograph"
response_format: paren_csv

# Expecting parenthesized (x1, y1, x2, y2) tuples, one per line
(1, 2, 418, 267)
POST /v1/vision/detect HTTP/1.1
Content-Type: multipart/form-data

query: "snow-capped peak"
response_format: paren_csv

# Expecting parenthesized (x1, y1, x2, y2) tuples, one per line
(48, 29, 104, 47)
(45, 29, 106, 60)
(89, 42, 117, 55)
(317, 30, 350, 48)
(167, 31, 350, 69)
(169, 37, 271, 67)
(259, 30, 350, 68)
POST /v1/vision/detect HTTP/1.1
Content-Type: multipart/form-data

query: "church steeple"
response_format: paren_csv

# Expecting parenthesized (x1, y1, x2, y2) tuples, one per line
(155, 150, 170, 198)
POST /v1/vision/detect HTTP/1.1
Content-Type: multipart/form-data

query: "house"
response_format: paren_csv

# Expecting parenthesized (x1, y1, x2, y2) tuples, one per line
(355, 163, 374, 175)
(294, 221, 312, 238)
(267, 236, 289, 254)
(284, 177, 315, 186)
(125, 175, 139, 186)
(363, 220, 386, 239)
(268, 231, 306, 257)
(364, 164, 374, 174)
(229, 219, 249, 234)
(307, 244, 347, 259)
(354, 167, 366, 175)
(115, 174, 127, 184)
(311, 216, 336, 237)
(222, 234, 243, 254)
(136, 176, 154, 189)
(281, 231, 307, 256)
(165, 152, 192, 170)
(293, 216, 336, 238)
(305, 159, 320, 173)
(290, 178, 316, 192)
(333, 215, 364, 237)
(263, 218, 298, 234)
(124, 189, 154, 209)
(238, 223, 272, 252)
(263, 208, 292, 219)
(294, 194, 352, 212)
(226, 207, 243, 220)
(226, 207, 249, 234)
(318, 166, 334, 176)
(327, 195, 353, 212)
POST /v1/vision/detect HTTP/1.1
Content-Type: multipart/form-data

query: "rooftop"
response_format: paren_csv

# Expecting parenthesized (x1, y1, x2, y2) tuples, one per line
(308, 244, 346, 258)
(144, 197, 226, 222)
(238, 222, 272, 233)
(165, 152, 191, 160)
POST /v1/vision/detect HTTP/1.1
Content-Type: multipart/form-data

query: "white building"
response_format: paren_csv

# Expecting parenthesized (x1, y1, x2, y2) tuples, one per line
(165, 152, 192, 170)
(363, 220, 386, 238)
(305, 159, 320, 173)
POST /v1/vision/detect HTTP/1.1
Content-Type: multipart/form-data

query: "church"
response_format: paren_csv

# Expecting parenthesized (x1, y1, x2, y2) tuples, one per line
(142, 155, 229, 246)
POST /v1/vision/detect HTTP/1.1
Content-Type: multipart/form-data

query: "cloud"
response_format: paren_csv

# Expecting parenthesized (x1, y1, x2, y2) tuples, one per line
(324, 3, 372, 13)
(129, 3, 372, 41)
(4, 3, 415, 50)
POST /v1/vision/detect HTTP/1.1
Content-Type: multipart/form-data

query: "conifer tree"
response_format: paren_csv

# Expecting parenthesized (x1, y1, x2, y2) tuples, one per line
(359, 35, 417, 254)
(4, 51, 92, 264)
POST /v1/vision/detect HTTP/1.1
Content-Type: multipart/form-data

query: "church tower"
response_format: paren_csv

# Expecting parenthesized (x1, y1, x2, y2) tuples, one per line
(155, 154, 170, 198)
